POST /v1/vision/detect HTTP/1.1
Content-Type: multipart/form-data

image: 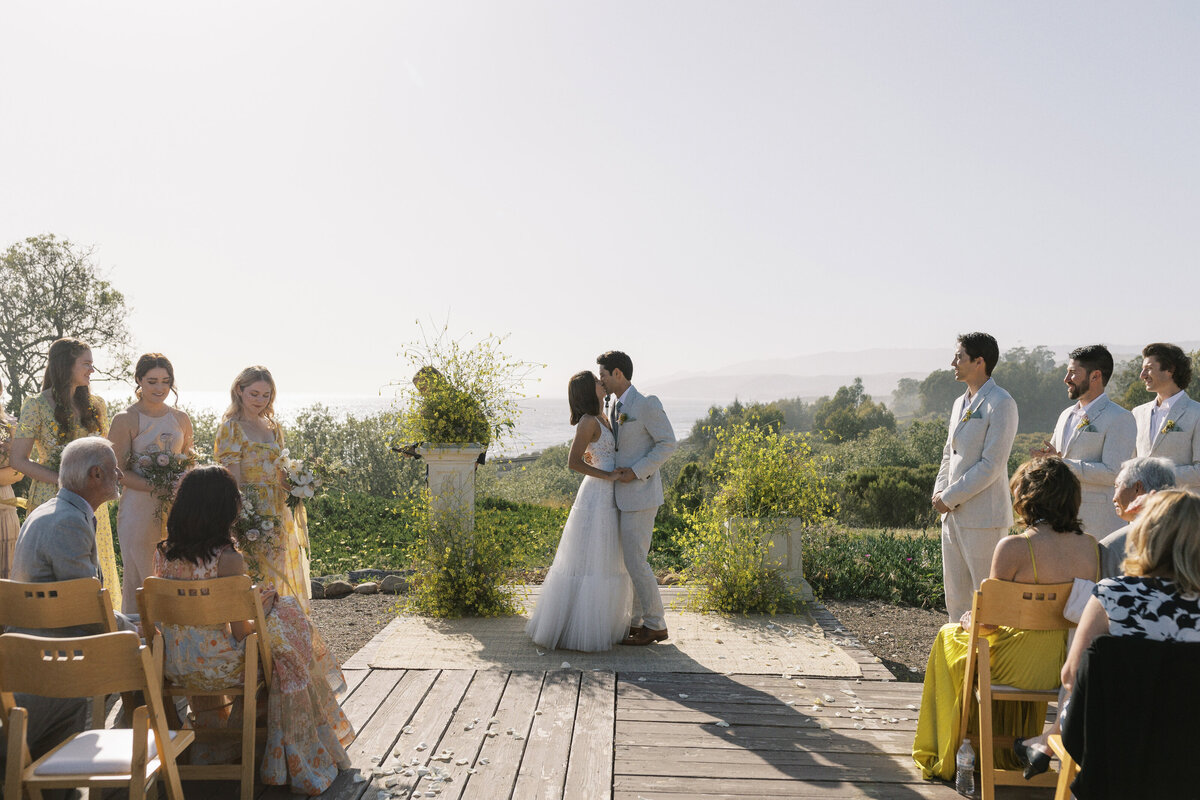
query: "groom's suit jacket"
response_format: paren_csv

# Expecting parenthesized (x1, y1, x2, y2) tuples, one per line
(934, 378, 1018, 529)
(1133, 392, 1200, 489)
(1049, 394, 1135, 537)
(612, 385, 677, 512)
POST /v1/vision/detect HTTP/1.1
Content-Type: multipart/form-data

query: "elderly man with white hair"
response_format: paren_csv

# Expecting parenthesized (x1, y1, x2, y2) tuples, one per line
(11, 436, 125, 589)
(1099, 456, 1177, 578)
(2, 437, 133, 783)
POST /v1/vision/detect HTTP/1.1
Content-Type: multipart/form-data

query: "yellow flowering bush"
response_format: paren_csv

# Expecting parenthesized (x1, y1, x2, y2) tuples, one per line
(680, 422, 836, 613)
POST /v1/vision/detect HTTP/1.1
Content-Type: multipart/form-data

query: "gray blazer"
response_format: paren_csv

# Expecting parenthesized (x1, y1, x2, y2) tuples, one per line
(612, 385, 677, 512)
(1050, 394, 1136, 537)
(934, 378, 1019, 529)
(1099, 524, 1131, 579)
(1133, 393, 1200, 488)
(11, 489, 100, 585)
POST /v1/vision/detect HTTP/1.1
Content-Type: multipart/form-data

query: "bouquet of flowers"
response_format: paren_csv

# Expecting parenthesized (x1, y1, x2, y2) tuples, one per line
(233, 488, 283, 551)
(0, 420, 12, 468)
(273, 449, 341, 510)
(131, 433, 197, 519)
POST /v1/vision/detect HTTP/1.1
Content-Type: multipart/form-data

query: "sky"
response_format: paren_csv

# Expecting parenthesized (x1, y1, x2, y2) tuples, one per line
(3, 2, 1199, 401)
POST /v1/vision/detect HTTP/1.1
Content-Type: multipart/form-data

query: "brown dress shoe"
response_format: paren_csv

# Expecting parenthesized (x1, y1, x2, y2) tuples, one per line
(627, 625, 644, 638)
(620, 627, 668, 646)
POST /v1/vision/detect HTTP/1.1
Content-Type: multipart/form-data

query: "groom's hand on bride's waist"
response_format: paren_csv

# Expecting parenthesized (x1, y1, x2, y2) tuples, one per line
(615, 467, 638, 483)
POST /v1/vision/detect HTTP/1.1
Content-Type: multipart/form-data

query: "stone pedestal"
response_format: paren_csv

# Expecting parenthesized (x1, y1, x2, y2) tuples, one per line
(418, 444, 486, 531)
(726, 517, 814, 601)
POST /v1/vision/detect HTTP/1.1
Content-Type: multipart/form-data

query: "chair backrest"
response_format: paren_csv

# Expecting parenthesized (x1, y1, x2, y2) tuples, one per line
(138, 575, 273, 679)
(0, 578, 117, 633)
(1063, 635, 1200, 799)
(973, 579, 1076, 631)
(0, 631, 147, 699)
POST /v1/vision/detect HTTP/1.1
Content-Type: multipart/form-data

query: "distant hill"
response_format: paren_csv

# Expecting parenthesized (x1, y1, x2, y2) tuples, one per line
(655, 343, 1200, 404)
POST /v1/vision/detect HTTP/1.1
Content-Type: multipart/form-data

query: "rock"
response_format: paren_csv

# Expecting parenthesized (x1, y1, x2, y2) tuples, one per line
(323, 580, 354, 598)
(659, 572, 682, 586)
(354, 581, 380, 595)
(311, 580, 326, 599)
(381, 575, 409, 594)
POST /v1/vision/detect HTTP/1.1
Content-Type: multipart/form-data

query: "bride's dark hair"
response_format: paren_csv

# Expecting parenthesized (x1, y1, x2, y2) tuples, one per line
(567, 371, 601, 426)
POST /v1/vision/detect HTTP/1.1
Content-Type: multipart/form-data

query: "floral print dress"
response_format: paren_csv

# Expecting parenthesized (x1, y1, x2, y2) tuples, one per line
(154, 547, 354, 795)
(214, 419, 311, 613)
(15, 392, 121, 609)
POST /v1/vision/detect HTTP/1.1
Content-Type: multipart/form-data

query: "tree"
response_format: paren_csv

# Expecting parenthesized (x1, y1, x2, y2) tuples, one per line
(0, 234, 133, 413)
(812, 377, 896, 442)
(991, 346, 1063, 433)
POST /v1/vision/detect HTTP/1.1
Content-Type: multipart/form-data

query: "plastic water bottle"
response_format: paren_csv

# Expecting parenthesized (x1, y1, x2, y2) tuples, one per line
(955, 738, 976, 797)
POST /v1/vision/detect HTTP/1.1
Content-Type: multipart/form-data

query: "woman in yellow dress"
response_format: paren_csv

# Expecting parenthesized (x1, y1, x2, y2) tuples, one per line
(9, 337, 122, 608)
(1, 374, 25, 579)
(912, 457, 1102, 781)
(214, 366, 311, 612)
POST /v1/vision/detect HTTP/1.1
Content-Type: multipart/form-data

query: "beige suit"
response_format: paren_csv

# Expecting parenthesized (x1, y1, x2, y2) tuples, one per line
(1132, 393, 1200, 489)
(934, 378, 1018, 620)
(611, 385, 676, 631)
(1050, 394, 1135, 538)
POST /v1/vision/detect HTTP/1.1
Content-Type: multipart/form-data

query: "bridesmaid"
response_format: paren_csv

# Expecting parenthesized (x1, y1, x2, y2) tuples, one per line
(9, 337, 121, 608)
(108, 353, 195, 614)
(214, 366, 311, 612)
(0, 374, 24, 579)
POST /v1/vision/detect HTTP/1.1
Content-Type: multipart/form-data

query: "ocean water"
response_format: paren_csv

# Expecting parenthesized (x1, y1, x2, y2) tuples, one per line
(176, 391, 718, 456)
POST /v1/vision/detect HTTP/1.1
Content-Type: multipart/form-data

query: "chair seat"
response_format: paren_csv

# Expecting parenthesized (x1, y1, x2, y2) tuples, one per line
(34, 729, 188, 776)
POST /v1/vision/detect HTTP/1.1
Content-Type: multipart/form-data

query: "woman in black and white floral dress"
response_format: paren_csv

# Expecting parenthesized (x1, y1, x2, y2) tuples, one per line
(1063, 488, 1200, 688)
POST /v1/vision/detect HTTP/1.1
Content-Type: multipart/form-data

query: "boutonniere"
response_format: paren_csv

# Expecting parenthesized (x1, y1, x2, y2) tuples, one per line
(618, 412, 633, 424)
(960, 407, 982, 424)
(1075, 415, 1097, 433)
(1161, 418, 1179, 435)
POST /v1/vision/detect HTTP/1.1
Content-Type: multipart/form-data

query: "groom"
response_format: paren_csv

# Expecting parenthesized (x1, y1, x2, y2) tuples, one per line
(597, 350, 677, 646)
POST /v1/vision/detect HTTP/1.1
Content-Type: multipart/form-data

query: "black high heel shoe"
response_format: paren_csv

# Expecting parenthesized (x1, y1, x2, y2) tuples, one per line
(1013, 737, 1051, 779)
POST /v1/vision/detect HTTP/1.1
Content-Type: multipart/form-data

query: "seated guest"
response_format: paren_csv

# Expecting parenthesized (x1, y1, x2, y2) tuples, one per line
(1065, 489, 1200, 682)
(154, 465, 353, 795)
(1100, 456, 1176, 577)
(913, 457, 1101, 781)
(1, 437, 130, 787)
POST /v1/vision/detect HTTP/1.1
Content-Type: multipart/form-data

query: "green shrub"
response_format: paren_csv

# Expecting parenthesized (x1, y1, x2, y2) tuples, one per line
(306, 491, 425, 575)
(839, 465, 939, 528)
(403, 497, 522, 618)
(803, 526, 944, 609)
(680, 421, 836, 613)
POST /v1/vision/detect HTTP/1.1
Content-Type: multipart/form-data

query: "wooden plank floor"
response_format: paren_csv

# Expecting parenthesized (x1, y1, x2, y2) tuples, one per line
(245, 668, 970, 800)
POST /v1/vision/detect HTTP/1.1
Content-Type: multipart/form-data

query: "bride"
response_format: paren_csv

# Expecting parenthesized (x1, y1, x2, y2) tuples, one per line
(526, 371, 633, 652)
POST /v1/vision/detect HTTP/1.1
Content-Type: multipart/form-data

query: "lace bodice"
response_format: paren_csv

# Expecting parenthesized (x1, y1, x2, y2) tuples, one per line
(587, 419, 616, 471)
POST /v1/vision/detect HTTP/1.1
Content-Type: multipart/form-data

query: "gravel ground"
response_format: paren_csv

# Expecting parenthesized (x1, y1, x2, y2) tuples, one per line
(311, 592, 949, 680)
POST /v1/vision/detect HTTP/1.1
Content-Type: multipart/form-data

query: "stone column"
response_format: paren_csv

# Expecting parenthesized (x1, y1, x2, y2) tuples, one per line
(726, 517, 814, 601)
(418, 444, 487, 531)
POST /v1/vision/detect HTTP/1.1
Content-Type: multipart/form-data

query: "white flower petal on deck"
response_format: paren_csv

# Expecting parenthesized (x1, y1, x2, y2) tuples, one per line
(352, 772, 367, 784)
(822, 694, 836, 703)
(370, 756, 381, 764)
(714, 720, 730, 728)
(479, 757, 491, 765)
(678, 693, 689, 699)
(785, 700, 796, 706)
(455, 758, 468, 766)
(416, 766, 429, 777)
(906, 704, 918, 710)
(415, 742, 428, 751)
(854, 722, 865, 730)
(402, 725, 414, 734)
(534, 710, 543, 716)
(841, 689, 857, 697)
(560, 661, 572, 669)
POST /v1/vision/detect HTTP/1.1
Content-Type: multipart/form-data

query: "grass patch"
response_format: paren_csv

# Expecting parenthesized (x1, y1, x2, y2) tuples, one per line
(802, 526, 943, 609)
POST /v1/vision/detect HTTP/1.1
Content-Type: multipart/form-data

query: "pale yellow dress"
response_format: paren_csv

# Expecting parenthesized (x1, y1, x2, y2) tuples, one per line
(15, 393, 120, 609)
(214, 419, 311, 613)
(0, 414, 23, 579)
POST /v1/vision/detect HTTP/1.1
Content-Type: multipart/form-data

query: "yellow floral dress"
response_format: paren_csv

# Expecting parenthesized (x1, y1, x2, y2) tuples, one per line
(15, 393, 121, 609)
(154, 547, 353, 795)
(1, 414, 23, 579)
(214, 420, 311, 613)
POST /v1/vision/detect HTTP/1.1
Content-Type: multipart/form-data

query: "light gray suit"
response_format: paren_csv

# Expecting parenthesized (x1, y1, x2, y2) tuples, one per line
(1133, 393, 1200, 489)
(612, 385, 676, 631)
(1050, 394, 1136, 538)
(934, 378, 1018, 620)
(1099, 524, 1131, 579)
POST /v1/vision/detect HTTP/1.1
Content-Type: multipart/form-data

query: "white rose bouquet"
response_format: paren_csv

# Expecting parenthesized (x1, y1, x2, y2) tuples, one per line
(273, 449, 340, 510)
(233, 488, 283, 551)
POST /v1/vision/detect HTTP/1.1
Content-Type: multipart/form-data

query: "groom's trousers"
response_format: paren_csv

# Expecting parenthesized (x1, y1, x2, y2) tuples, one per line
(619, 507, 666, 631)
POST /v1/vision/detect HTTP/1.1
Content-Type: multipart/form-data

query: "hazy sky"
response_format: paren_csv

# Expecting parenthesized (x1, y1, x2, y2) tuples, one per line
(3, 2, 1198, 399)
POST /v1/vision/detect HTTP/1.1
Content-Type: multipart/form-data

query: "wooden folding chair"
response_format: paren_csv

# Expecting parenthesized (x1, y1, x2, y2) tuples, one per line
(957, 579, 1075, 800)
(0, 630, 193, 800)
(1046, 734, 1077, 800)
(0, 577, 119, 728)
(138, 575, 273, 800)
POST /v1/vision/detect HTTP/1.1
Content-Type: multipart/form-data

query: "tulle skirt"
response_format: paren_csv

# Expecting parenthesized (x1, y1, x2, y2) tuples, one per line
(526, 475, 633, 652)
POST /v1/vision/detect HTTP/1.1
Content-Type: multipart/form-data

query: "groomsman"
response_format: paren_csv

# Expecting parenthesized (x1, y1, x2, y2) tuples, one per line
(932, 333, 1019, 621)
(1132, 342, 1200, 489)
(1031, 345, 1135, 537)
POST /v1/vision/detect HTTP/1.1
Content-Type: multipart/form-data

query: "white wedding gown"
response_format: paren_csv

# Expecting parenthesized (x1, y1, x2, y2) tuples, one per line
(526, 420, 633, 652)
